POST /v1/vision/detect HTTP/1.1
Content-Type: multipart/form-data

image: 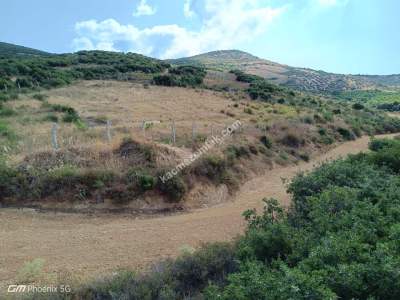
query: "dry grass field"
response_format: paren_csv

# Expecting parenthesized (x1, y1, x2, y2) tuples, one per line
(6, 80, 305, 161)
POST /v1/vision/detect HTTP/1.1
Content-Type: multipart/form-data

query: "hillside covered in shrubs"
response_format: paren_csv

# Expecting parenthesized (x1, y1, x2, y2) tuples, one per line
(47, 137, 400, 299)
(0, 50, 170, 100)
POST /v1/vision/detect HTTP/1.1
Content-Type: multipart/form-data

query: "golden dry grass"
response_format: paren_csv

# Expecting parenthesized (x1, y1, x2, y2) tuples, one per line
(6, 80, 305, 161)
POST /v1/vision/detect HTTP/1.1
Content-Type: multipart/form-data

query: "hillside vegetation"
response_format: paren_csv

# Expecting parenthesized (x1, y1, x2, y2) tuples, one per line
(0, 41, 50, 57)
(171, 50, 400, 93)
(0, 50, 169, 96)
(34, 137, 400, 299)
(1, 47, 400, 209)
(336, 89, 400, 112)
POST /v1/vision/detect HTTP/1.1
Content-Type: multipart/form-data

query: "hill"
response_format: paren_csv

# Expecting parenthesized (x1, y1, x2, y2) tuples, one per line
(0, 41, 50, 57)
(171, 50, 400, 93)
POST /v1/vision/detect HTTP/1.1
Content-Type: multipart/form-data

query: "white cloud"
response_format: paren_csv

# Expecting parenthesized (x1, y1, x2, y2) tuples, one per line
(73, 0, 285, 58)
(133, 0, 156, 17)
(315, 0, 349, 7)
(184, 0, 195, 18)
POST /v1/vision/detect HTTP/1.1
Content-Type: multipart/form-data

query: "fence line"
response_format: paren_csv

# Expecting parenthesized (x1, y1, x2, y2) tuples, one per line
(11, 121, 270, 155)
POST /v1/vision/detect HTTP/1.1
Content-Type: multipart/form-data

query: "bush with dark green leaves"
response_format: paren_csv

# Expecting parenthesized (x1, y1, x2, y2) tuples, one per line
(153, 66, 206, 87)
(156, 173, 187, 202)
(260, 135, 273, 149)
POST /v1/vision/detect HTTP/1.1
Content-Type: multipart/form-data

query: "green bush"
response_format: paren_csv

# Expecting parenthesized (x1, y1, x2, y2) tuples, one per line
(153, 66, 206, 87)
(369, 138, 399, 152)
(368, 143, 400, 173)
(126, 168, 156, 193)
(280, 133, 304, 148)
(225, 145, 250, 160)
(352, 103, 365, 110)
(260, 135, 273, 149)
(156, 174, 187, 202)
(337, 127, 355, 140)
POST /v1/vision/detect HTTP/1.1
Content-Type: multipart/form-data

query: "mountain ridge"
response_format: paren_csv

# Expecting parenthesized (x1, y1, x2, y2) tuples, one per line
(170, 49, 400, 93)
(1, 41, 399, 93)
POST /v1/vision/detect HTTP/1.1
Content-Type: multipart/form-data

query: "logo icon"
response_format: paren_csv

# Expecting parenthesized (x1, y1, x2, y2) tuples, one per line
(8, 285, 27, 293)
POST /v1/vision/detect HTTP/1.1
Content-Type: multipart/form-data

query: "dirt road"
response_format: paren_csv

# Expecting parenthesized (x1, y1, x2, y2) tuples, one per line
(0, 134, 396, 287)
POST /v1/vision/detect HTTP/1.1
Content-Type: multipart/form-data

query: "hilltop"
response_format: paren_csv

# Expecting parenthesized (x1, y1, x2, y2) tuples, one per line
(0, 41, 50, 57)
(171, 50, 400, 93)
(1, 42, 399, 94)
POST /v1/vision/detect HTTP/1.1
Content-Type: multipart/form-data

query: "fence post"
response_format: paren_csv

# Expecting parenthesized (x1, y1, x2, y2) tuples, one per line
(17, 82, 21, 90)
(211, 124, 215, 137)
(51, 123, 59, 150)
(192, 121, 197, 142)
(171, 120, 176, 145)
(106, 120, 112, 143)
(4, 84, 7, 92)
(142, 120, 146, 138)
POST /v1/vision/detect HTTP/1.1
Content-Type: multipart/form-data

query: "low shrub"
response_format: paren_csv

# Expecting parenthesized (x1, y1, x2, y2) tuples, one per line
(225, 145, 250, 160)
(126, 168, 156, 193)
(260, 135, 273, 149)
(280, 133, 304, 148)
(352, 103, 365, 110)
(337, 127, 355, 140)
(156, 174, 187, 202)
(369, 138, 399, 152)
(193, 155, 229, 185)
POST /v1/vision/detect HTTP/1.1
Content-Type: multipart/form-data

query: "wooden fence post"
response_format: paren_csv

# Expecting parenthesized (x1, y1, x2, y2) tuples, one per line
(192, 121, 197, 142)
(142, 120, 146, 138)
(171, 120, 176, 145)
(106, 120, 112, 143)
(51, 123, 59, 150)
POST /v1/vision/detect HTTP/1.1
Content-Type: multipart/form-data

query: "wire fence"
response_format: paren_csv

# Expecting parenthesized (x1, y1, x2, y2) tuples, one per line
(12, 120, 267, 156)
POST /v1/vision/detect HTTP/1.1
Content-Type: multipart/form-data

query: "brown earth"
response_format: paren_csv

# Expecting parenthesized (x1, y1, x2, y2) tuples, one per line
(0, 133, 397, 290)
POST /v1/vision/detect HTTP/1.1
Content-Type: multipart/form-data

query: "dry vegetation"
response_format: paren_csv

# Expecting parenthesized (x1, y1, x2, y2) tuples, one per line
(1, 75, 400, 212)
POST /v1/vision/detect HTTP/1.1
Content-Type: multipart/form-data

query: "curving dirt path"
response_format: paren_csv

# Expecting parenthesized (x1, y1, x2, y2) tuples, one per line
(0, 134, 397, 287)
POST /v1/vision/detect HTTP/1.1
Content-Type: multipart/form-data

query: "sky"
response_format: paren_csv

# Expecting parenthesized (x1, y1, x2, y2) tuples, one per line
(1, 0, 399, 75)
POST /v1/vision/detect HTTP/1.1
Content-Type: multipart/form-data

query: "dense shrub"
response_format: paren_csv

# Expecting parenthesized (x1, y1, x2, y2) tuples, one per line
(225, 145, 251, 160)
(153, 66, 206, 87)
(156, 173, 187, 202)
(368, 140, 400, 173)
(352, 102, 365, 110)
(127, 168, 156, 193)
(193, 155, 229, 185)
(377, 102, 400, 112)
(337, 127, 355, 140)
(280, 133, 304, 148)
